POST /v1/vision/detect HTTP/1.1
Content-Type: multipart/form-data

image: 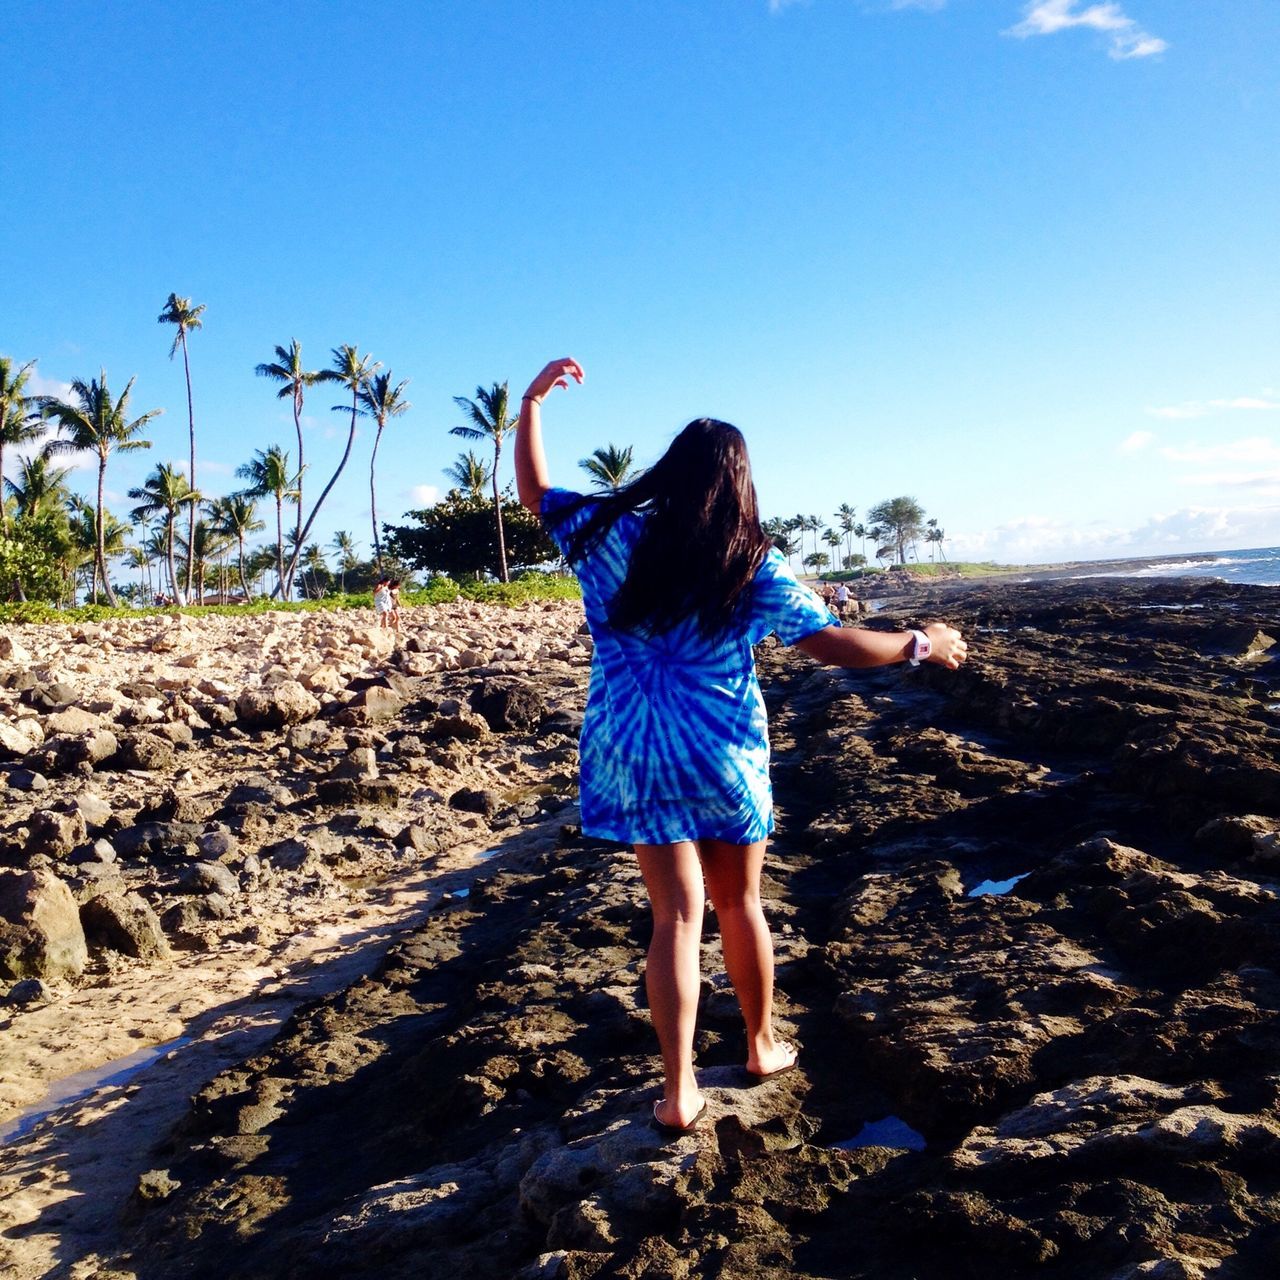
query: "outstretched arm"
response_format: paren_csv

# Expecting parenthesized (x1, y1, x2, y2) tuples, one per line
(795, 620, 968, 670)
(515, 357, 585, 513)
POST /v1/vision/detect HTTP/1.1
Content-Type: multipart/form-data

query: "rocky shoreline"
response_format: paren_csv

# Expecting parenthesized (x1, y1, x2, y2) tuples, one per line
(2, 579, 1279, 1279)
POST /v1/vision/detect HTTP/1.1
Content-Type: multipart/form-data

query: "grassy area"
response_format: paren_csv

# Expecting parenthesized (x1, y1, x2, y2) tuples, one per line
(817, 560, 1043, 582)
(0, 572, 582, 626)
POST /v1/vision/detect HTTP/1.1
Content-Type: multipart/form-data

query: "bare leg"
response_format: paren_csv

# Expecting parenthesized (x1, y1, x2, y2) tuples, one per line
(700, 839, 796, 1076)
(634, 842, 706, 1127)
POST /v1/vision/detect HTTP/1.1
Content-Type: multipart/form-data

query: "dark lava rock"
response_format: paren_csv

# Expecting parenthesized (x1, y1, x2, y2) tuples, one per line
(115, 732, 177, 773)
(80, 891, 171, 960)
(113, 822, 205, 860)
(6, 768, 50, 792)
(22, 680, 76, 711)
(470, 677, 546, 732)
(314, 778, 400, 808)
(448, 786, 501, 817)
(179, 862, 240, 897)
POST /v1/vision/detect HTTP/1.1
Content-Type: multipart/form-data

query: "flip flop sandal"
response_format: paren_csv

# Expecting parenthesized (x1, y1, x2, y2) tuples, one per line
(652, 1099, 707, 1136)
(745, 1042, 800, 1084)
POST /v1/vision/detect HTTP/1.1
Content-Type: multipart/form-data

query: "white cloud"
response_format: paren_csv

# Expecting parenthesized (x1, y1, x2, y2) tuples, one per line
(948, 501, 1280, 563)
(1005, 1, 1167, 60)
(1159, 436, 1280, 466)
(406, 484, 441, 508)
(1179, 472, 1280, 493)
(1118, 430, 1155, 454)
(1147, 396, 1280, 420)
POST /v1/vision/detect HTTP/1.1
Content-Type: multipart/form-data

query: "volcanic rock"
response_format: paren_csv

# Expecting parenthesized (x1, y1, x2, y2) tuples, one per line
(0, 868, 88, 980)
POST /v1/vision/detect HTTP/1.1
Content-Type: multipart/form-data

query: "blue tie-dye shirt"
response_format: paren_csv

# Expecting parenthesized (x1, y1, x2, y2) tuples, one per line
(542, 488, 838, 846)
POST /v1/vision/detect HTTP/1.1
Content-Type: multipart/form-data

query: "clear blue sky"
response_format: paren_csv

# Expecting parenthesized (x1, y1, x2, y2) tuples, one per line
(4, 0, 1278, 565)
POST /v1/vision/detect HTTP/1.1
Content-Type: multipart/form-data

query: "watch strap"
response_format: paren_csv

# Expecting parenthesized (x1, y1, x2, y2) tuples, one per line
(908, 629, 931, 667)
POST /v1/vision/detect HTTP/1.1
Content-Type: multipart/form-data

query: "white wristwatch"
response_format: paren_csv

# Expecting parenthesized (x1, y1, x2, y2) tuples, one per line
(908, 629, 931, 667)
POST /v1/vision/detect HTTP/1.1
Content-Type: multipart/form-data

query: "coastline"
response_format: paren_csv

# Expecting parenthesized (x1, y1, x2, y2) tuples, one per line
(2, 578, 1279, 1277)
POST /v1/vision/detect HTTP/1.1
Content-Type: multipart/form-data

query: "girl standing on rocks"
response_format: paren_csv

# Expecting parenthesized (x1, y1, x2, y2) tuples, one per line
(516, 357, 967, 1135)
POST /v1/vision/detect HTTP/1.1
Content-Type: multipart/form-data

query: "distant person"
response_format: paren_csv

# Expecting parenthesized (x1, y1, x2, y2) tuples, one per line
(834, 581, 851, 620)
(821, 582, 836, 607)
(372, 577, 393, 629)
(516, 357, 967, 1135)
(387, 578, 403, 636)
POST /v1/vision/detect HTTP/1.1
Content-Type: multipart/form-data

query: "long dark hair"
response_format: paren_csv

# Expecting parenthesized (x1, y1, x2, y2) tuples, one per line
(550, 418, 772, 639)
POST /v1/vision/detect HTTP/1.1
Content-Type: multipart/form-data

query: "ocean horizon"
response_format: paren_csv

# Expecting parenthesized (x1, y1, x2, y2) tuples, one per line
(1070, 545, 1280, 588)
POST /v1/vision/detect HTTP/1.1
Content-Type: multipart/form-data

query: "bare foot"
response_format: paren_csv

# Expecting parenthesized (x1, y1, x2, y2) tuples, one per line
(745, 1040, 798, 1080)
(653, 1096, 707, 1132)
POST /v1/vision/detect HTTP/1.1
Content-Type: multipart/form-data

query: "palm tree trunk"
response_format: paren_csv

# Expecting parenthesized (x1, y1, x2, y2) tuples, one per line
(237, 535, 251, 600)
(370, 423, 384, 571)
(181, 330, 196, 603)
(165, 518, 179, 603)
(96, 456, 118, 607)
(275, 497, 285, 597)
(278, 392, 356, 597)
(492, 440, 509, 582)
(287, 390, 304, 597)
(0, 435, 8, 538)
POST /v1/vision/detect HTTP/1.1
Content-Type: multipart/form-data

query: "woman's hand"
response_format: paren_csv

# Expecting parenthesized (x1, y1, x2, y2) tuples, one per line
(523, 357, 584, 405)
(924, 622, 968, 669)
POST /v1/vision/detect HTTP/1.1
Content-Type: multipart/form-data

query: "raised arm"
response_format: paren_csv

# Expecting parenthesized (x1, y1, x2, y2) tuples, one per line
(795, 620, 968, 670)
(515, 357, 585, 513)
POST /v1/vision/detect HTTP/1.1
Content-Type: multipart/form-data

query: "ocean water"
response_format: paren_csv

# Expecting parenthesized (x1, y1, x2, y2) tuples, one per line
(1078, 546, 1280, 588)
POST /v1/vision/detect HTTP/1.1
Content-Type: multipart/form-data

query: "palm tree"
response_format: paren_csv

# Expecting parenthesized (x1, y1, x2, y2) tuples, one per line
(301, 542, 328, 598)
(331, 529, 358, 593)
(579, 443, 634, 490)
(236, 445, 300, 597)
(40, 372, 160, 606)
(175, 518, 231, 605)
(356, 371, 411, 572)
(5, 453, 72, 519)
(444, 450, 493, 499)
(853, 521, 869, 561)
(836, 504, 857, 563)
(128, 463, 197, 603)
(158, 293, 206, 600)
(255, 340, 328, 593)
(926, 518, 947, 563)
(803, 551, 830, 578)
(124, 544, 151, 600)
(275, 343, 378, 598)
(867, 496, 926, 566)
(210, 493, 264, 601)
(0, 357, 43, 538)
(822, 527, 842, 568)
(451, 382, 518, 581)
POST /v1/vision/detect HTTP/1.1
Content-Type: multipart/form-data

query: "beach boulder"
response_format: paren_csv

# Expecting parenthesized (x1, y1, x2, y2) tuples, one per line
(80, 890, 171, 961)
(0, 868, 89, 981)
(470, 677, 546, 733)
(236, 681, 321, 729)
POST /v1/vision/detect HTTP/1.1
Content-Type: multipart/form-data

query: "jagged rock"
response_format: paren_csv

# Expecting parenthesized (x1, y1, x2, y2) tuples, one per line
(0, 717, 44, 757)
(223, 775, 294, 808)
(286, 721, 333, 751)
(45, 727, 119, 770)
(116, 732, 177, 772)
(196, 829, 239, 861)
(329, 747, 378, 780)
(0, 634, 32, 664)
(3, 976, 54, 1006)
(0, 868, 88, 980)
(113, 821, 205, 859)
(316, 778, 400, 808)
(470, 677, 546, 732)
(426, 711, 491, 743)
(23, 680, 76, 711)
(345, 685, 403, 724)
(27, 808, 89, 858)
(80, 890, 172, 961)
(74, 790, 116, 830)
(180, 862, 240, 897)
(449, 787, 501, 817)
(236, 681, 322, 729)
(6, 767, 50, 791)
(136, 789, 210, 825)
(44, 706, 101, 736)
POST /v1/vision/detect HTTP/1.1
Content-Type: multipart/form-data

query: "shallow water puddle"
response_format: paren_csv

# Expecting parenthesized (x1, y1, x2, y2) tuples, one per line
(968, 872, 1031, 898)
(832, 1115, 927, 1151)
(0, 1035, 192, 1145)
